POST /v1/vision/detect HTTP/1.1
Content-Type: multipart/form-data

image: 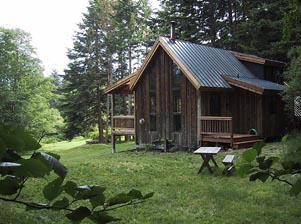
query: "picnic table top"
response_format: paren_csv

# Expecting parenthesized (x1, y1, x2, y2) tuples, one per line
(193, 147, 221, 155)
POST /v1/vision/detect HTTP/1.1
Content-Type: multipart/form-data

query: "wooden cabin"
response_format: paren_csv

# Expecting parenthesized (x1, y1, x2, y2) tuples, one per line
(105, 37, 286, 150)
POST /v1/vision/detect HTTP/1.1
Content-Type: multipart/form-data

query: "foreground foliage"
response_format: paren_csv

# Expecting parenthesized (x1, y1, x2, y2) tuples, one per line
(0, 127, 153, 223)
(239, 134, 301, 196)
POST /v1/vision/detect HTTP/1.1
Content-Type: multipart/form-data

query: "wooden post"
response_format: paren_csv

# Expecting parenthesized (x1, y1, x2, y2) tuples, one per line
(230, 117, 233, 148)
(111, 95, 116, 153)
(197, 90, 202, 146)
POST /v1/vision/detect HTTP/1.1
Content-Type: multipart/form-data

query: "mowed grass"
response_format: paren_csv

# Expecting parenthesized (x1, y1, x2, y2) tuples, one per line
(0, 141, 300, 224)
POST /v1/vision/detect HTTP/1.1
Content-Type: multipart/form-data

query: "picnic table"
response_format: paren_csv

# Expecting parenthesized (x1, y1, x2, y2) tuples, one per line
(193, 147, 221, 174)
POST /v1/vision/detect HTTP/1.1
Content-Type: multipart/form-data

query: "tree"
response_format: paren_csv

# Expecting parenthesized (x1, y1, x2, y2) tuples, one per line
(0, 27, 63, 138)
(61, 0, 153, 142)
(234, 0, 289, 61)
(61, 0, 115, 142)
(0, 126, 153, 223)
(281, 0, 301, 128)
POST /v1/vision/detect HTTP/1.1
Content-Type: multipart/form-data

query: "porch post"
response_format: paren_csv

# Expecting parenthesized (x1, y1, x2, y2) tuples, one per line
(111, 94, 116, 153)
(197, 90, 202, 146)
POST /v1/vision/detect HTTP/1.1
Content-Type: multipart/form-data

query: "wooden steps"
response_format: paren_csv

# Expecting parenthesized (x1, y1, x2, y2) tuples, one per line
(201, 133, 262, 149)
(233, 139, 262, 149)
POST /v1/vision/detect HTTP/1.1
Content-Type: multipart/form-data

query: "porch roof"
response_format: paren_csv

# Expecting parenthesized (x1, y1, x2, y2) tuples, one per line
(104, 72, 137, 95)
(223, 76, 284, 95)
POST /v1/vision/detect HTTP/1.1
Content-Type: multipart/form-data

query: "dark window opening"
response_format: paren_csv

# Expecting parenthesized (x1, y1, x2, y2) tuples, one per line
(173, 63, 182, 132)
(210, 94, 221, 116)
(173, 114, 181, 132)
(149, 72, 157, 131)
(150, 115, 156, 131)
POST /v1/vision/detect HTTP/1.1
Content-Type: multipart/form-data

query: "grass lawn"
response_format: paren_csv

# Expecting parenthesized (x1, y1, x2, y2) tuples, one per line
(0, 140, 300, 224)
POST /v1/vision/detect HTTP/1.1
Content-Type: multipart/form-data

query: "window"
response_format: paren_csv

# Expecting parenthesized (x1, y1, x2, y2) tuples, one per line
(149, 72, 157, 131)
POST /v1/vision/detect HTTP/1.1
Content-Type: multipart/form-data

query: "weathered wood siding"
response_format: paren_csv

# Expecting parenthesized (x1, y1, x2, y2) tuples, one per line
(262, 94, 284, 138)
(200, 88, 284, 138)
(134, 47, 198, 147)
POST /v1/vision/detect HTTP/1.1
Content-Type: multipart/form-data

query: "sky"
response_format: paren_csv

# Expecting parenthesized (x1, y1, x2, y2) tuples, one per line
(0, 0, 160, 76)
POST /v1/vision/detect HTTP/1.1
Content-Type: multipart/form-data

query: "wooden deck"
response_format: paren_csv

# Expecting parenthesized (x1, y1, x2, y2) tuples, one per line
(201, 133, 262, 149)
(200, 116, 262, 149)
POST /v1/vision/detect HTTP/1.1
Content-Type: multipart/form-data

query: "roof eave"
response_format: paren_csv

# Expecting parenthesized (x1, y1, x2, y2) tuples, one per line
(233, 52, 287, 67)
(222, 76, 282, 95)
(104, 72, 137, 95)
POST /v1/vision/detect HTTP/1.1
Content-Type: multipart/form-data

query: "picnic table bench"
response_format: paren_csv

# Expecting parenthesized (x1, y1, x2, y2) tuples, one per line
(222, 154, 235, 175)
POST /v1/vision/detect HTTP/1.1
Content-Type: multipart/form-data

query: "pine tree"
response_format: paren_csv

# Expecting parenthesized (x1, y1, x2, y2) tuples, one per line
(235, 0, 289, 61)
(61, 0, 116, 142)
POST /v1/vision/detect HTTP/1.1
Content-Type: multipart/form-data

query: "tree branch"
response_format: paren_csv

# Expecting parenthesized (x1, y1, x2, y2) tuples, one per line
(268, 173, 293, 186)
(0, 197, 74, 212)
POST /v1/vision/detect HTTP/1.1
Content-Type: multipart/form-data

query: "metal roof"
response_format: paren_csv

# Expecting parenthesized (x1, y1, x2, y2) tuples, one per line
(229, 76, 284, 91)
(160, 37, 283, 91)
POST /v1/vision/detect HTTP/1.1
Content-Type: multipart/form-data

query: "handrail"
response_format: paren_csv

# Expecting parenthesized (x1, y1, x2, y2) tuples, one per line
(200, 116, 233, 146)
(113, 115, 134, 129)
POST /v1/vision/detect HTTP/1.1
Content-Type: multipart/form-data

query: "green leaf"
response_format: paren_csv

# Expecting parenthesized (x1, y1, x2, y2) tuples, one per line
(2, 149, 22, 162)
(15, 157, 52, 178)
(282, 135, 288, 143)
(76, 185, 106, 200)
(242, 149, 257, 162)
(252, 142, 265, 155)
(0, 162, 21, 175)
(90, 193, 106, 209)
(273, 169, 289, 178)
(0, 176, 20, 195)
(90, 211, 120, 224)
(64, 181, 78, 198)
(127, 189, 143, 199)
(258, 158, 274, 170)
(256, 156, 265, 164)
(45, 152, 61, 161)
(142, 192, 154, 200)
(107, 193, 133, 206)
(66, 206, 91, 221)
(43, 177, 63, 201)
(290, 179, 301, 196)
(33, 152, 67, 180)
(53, 197, 70, 209)
(0, 126, 40, 152)
(0, 162, 21, 167)
(249, 172, 270, 182)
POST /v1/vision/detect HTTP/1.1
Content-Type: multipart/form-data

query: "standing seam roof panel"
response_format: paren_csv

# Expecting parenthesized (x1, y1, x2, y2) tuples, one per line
(160, 37, 283, 91)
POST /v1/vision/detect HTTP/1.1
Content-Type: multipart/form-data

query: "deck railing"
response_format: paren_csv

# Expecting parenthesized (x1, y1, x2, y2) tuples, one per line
(112, 115, 135, 134)
(200, 116, 233, 135)
(200, 116, 233, 146)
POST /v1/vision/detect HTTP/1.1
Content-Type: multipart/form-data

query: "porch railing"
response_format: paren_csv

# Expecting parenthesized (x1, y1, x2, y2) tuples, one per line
(200, 116, 233, 146)
(112, 115, 135, 134)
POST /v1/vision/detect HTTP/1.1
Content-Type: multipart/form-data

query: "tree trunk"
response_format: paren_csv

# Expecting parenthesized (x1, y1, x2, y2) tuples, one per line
(97, 83, 104, 143)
